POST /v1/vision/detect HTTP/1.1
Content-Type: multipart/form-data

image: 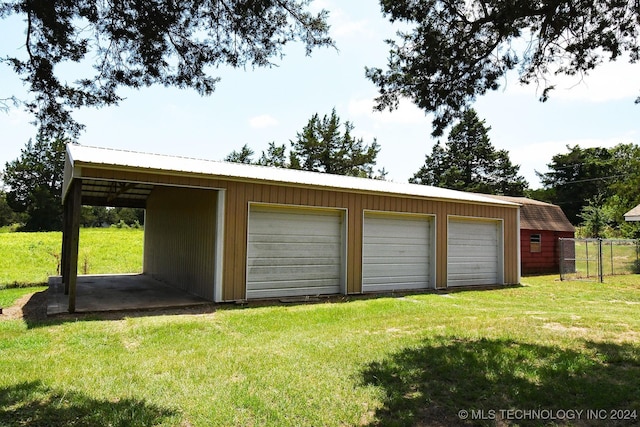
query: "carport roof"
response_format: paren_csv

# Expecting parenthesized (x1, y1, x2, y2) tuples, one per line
(63, 144, 518, 207)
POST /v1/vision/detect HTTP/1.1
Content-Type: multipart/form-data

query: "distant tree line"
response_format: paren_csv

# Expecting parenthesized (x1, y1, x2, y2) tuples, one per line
(3, 109, 639, 239)
(0, 136, 144, 231)
(532, 144, 640, 238)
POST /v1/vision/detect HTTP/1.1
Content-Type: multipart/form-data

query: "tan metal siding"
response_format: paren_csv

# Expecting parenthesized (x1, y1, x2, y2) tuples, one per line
(219, 182, 519, 300)
(144, 186, 218, 300)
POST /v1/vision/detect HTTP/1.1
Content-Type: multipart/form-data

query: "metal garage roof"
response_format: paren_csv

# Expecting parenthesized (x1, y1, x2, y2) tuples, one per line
(624, 203, 640, 221)
(64, 144, 518, 207)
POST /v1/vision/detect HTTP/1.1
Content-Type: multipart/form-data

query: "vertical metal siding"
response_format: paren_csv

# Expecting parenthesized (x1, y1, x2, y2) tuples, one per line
(218, 181, 519, 300)
(144, 186, 217, 300)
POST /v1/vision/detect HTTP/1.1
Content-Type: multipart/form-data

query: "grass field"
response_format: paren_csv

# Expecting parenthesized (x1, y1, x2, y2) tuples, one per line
(1, 276, 639, 426)
(0, 228, 143, 287)
(0, 230, 639, 425)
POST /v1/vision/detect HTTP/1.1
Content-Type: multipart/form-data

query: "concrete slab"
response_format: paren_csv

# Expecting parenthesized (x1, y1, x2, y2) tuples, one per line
(47, 274, 211, 315)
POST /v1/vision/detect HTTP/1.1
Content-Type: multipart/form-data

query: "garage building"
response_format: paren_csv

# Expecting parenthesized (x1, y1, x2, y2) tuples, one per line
(60, 145, 520, 312)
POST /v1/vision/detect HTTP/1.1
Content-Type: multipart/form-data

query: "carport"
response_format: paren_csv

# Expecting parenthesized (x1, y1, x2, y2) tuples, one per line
(60, 145, 225, 313)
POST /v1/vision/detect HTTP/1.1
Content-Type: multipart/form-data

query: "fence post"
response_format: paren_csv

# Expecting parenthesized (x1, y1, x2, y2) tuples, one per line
(610, 240, 614, 276)
(598, 238, 603, 283)
(559, 238, 564, 281)
(586, 240, 589, 278)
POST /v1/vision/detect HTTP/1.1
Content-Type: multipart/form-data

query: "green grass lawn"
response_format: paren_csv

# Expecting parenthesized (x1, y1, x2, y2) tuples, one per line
(0, 228, 143, 287)
(1, 274, 639, 426)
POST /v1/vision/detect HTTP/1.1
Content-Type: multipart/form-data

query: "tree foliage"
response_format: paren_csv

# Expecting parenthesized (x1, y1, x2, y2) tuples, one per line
(0, 0, 332, 137)
(366, 0, 640, 136)
(224, 144, 255, 164)
(290, 109, 381, 178)
(0, 190, 24, 227)
(257, 142, 289, 168)
(80, 206, 145, 228)
(578, 195, 613, 238)
(538, 143, 640, 234)
(537, 145, 616, 224)
(3, 135, 67, 231)
(226, 109, 385, 179)
(410, 109, 527, 195)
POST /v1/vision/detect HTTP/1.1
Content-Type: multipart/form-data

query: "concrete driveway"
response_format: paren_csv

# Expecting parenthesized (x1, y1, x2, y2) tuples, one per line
(47, 274, 210, 315)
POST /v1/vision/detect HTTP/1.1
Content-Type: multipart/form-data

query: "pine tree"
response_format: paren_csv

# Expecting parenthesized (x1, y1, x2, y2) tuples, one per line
(410, 109, 527, 195)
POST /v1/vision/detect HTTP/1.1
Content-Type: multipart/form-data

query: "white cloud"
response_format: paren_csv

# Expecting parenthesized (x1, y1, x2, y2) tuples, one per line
(505, 59, 640, 103)
(348, 96, 429, 125)
(249, 114, 279, 128)
(311, 1, 374, 39)
(3, 107, 31, 127)
(333, 19, 371, 38)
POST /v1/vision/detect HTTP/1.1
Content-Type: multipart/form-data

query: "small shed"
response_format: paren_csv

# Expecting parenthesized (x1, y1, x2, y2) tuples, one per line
(624, 203, 640, 222)
(60, 145, 521, 312)
(486, 196, 574, 275)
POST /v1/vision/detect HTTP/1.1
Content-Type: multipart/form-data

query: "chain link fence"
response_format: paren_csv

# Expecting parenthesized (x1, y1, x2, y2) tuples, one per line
(559, 238, 640, 281)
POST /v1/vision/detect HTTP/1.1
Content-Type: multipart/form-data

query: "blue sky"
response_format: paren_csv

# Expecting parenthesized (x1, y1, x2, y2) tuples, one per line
(1, 0, 639, 189)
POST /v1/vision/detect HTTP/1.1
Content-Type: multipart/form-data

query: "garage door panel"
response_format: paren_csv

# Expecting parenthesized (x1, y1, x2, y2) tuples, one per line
(247, 206, 343, 299)
(364, 255, 430, 265)
(248, 265, 340, 281)
(363, 276, 425, 292)
(362, 213, 433, 292)
(364, 245, 425, 261)
(448, 263, 499, 274)
(251, 211, 337, 232)
(248, 256, 339, 267)
(365, 218, 427, 235)
(248, 283, 341, 299)
(448, 219, 500, 287)
(249, 242, 341, 257)
(249, 234, 339, 244)
(363, 271, 429, 284)
(364, 241, 428, 253)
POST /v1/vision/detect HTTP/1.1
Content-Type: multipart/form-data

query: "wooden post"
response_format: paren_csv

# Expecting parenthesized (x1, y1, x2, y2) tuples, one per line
(67, 179, 82, 313)
(62, 193, 71, 294)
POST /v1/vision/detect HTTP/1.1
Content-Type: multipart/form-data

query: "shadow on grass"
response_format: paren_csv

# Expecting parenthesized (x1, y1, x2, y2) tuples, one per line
(0, 381, 178, 426)
(362, 337, 640, 426)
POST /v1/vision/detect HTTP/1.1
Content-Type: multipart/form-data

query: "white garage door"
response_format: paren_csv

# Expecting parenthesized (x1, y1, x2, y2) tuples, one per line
(247, 205, 343, 299)
(448, 218, 501, 287)
(362, 213, 433, 292)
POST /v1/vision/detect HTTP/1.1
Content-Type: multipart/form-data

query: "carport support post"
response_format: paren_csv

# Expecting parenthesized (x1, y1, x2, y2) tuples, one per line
(65, 179, 82, 313)
(62, 192, 71, 294)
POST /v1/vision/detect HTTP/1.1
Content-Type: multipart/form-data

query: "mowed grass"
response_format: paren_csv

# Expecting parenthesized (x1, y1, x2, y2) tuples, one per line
(1, 273, 639, 426)
(0, 228, 143, 287)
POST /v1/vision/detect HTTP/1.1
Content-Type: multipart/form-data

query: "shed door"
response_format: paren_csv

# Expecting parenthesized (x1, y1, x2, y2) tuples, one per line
(247, 205, 343, 299)
(362, 213, 433, 292)
(448, 218, 501, 287)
